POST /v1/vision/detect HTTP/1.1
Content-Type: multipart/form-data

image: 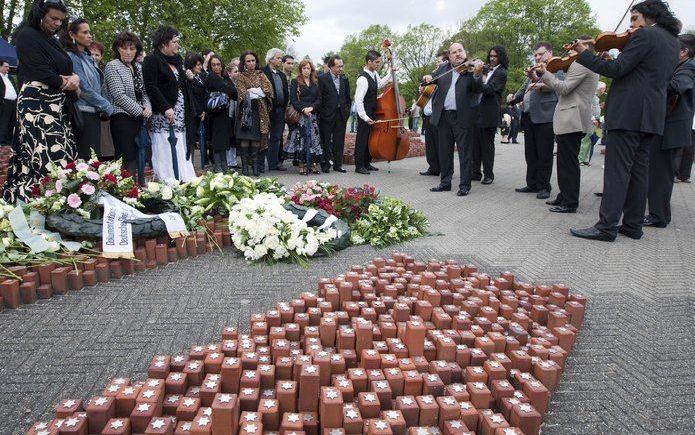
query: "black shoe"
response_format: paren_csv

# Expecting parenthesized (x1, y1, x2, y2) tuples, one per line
(618, 225, 643, 239)
(292, 160, 299, 167)
(570, 227, 615, 242)
(512, 141, 519, 144)
(546, 198, 562, 206)
(322, 166, 331, 173)
(481, 177, 493, 185)
(594, 192, 603, 197)
(355, 168, 370, 175)
(419, 170, 439, 176)
(536, 190, 550, 199)
(430, 184, 451, 192)
(366, 164, 379, 171)
(642, 216, 667, 228)
(515, 186, 539, 193)
(549, 206, 576, 213)
(456, 188, 470, 196)
(333, 167, 347, 173)
(272, 165, 287, 171)
(471, 175, 482, 181)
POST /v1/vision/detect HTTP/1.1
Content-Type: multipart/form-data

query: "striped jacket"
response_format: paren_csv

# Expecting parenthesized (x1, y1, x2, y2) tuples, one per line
(104, 59, 150, 117)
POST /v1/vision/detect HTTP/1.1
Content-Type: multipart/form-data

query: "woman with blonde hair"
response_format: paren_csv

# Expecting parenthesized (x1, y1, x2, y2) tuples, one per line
(284, 58, 322, 175)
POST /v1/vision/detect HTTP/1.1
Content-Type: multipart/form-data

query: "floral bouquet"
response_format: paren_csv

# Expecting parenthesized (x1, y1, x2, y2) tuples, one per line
(31, 156, 140, 219)
(350, 197, 428, 248)
(289, 180, 339, 216)
(229, 192, 337, 265)
(332, 184, 379, 224)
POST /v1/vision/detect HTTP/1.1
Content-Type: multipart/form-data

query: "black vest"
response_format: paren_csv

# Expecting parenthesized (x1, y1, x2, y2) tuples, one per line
(360, 70, 378, 117)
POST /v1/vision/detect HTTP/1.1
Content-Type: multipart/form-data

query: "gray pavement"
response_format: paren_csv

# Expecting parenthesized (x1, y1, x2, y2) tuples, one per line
(1, 138, 694, 434)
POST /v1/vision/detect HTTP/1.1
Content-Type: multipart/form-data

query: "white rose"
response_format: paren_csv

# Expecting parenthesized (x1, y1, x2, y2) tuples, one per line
(161, 186, 173, 200)
(147, 182, 161, 193)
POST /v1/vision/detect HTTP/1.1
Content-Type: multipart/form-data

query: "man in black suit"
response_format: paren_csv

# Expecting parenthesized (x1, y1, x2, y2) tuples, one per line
(317, 55, 351, 173)
(420, 51, 448, 177)
(423, 43, 484, 196)
(569, 0, 681, 241)
(644, 33, 695, 228)
(472, 45, 508, 185)
(0, 60, 17, 146)
(261, 48, 289, 172)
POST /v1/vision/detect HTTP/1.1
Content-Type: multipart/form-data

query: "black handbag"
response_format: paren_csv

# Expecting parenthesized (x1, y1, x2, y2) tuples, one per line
(235, 97, 261, 142)
(207, 91, 228, 112)
(66, 92, 84, 132)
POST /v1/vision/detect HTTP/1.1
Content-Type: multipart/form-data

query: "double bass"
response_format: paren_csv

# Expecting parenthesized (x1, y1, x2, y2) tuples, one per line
(368, 39, 410, 162)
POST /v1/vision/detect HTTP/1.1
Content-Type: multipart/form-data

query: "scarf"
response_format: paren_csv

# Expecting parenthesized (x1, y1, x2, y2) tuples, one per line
(158, 50, 183, 69)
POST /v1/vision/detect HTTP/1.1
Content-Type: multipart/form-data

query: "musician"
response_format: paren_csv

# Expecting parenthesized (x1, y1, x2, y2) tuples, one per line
(569, 0, 680, 241)
(644, 33, 695, 228)
(512, 42, 560, 200)
(424, 43, 484, 196)
(472, 45, 508, 185)
(536, 40, 599, 213)
(317, 55, 351, 173)
(419, 51, 448, 176)
(353, 49, 392, 174)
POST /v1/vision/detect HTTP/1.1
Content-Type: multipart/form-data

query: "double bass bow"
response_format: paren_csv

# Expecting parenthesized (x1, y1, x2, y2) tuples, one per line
(367, 39, 411, 163)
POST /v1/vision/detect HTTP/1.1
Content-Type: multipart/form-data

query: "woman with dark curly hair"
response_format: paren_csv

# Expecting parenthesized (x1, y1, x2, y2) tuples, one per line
(104, 31, 151, 183)
(1, 0, 79, 202)
(204, 54, 238, 172)
(142, 25, 196, 182)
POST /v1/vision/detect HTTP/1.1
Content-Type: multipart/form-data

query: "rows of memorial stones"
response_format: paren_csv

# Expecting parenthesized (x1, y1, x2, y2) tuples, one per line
(25, 254, 586, 435)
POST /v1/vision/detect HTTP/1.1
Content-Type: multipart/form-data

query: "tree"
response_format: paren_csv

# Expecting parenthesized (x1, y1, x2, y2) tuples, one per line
(338, 24, 394, 85)
(396, 23, 448, 101)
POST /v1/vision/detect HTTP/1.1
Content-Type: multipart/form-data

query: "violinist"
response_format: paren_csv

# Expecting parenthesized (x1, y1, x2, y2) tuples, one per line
(568, 0, 680, 242)
(419, 51, 448, 177)
(353, 49, 393, 175)
(536, 39, 599, 214)
(644, 33, 695, 228)
(512, 42, 560, 200)
(424, 42, 484, 197)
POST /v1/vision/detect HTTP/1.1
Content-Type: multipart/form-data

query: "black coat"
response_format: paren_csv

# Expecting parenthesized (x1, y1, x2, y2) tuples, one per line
(662, 59, 695, 150)
(290, 79, 321, 112)
(14, 25, 72, 90)
(263, 65, 288, 109)
(429, 64, 484, 127)
(317, 72, 351, 121)
(205, 73, 238, 152)
(189, 73, 208, 117)
(478, 66, 507, 128)
(576, 25, 679, 135)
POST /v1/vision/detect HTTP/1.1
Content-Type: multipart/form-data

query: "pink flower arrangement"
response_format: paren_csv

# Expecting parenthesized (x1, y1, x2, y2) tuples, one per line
(67, 193, 82, 208)
(289, 180, 378, 223)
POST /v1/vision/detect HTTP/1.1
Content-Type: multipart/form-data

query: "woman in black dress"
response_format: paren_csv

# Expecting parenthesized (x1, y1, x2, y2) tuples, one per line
(2, 0, 80, 202)
(204, 54, 237, 172)
(185, 52, 207, 168)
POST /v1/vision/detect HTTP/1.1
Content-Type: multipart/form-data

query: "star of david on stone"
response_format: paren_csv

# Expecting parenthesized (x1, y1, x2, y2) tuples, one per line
(61, 400, 76, 408)
(137, 403, 150, 412)
(514, 391, 524, 398)
(364, 393, 376, 402)
(110, 419, 124, 429)
(450, 421, 462, 429)
(401, 397, 414, 405)
(460, 402, 471, 409)
(174, 356, 185, 362)
(530, 381, 542, 388)
(188, 362, 200, 370)
(123, 387, 135, 395)
(331, 354, 342, 361)
(242, 388, 254, 395)
(345, 408, 359, 419)
(205, 381, 218, 389)
(473, 367, 484, 374)
(504, 429, 518, 435)
(107, 385, 119, 393)
(428, 374, 439, 382)
(421, 396, 434, 404)
(282, 382, 293, 390)
(376, 381, 388, 389)
(325, 390, 339, 400)
(374, 421, 388, 430)
(36, 431, 50, 435)
(65, 418, 79, 427)
(472, 349, 483, 355)
(416, 428, 429, 435)
(197, 417, 210, 426)
(491, 415, 504, 424)
(35, 423, 48, 430)
(304, 414, 313, 421)
(190, 387, 200, 394)
(154, 361, 165, 367)
(443, 397, 456, 406)
(286, 413, 300, 423)
(151, 419, 166, 429)
(142, 390, 155, 399)
(304, 366, 317, 374)
(353, 369, 364, 376)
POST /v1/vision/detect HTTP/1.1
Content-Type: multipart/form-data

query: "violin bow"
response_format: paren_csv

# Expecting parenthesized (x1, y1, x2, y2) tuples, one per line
(614, 0, 637, 32)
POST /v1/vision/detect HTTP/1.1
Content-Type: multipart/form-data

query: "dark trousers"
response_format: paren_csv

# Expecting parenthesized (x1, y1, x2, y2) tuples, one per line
(260, 107, 285, 170)
(595, 130, 658, 236)
(647, 142, 678, 225)
(524, 121, 554, 191)
(423, 116, 440, 174)
(0, 99, 16, 145)
(75, 111, 102, 159)
(555, 132, 584, 209)
(509, 118, 519, 142)
(675, 130, 694, 181)
(318, 115, 347, 169)
(438, 110, 473, 190)
(472, 126, 496, 180)
(354, 117, 373, 169)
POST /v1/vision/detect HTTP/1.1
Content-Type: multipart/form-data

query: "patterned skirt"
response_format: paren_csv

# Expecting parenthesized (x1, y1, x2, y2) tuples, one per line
(2, 83, 76, 203)
(284, 113, 322, 161)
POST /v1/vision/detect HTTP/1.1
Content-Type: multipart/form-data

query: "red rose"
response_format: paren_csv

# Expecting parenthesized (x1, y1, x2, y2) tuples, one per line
(31, 184, 40, 197)
(104, 174, 118, 184)
(121, 169, 131, 179)
(90, 160, 101, 169)
(40, 176, 51, 185)
(65, 161, 76, 170)
(128, 187, 139, 198)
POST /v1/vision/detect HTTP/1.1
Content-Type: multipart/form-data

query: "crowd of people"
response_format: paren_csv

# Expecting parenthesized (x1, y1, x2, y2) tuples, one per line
(0, 0, 692, 244)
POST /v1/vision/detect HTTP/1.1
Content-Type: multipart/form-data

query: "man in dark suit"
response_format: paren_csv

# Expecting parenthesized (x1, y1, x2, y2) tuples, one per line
(0, 60, 17, 146)
(472, 45, 508, 185)
(569, 0, 681, 241)
(644, 33, 695, 228)
(512, 42, 560, 200)
(419, 51, 448, 177)
(423, 43, 484, 196)
(261, 48, 289, 172)
(317, 55, 351, 173)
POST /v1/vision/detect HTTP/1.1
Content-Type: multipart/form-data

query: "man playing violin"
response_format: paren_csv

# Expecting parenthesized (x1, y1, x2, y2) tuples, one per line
(536, 41, 599, 214)
(568, 0, 680, 242)
(423, 42, 484, 197)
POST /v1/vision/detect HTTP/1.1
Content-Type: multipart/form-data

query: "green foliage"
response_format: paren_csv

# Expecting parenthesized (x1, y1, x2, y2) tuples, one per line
(350, 197, 428, 248)
(397, 23, 449, 101)
(338, 24, 394, 85)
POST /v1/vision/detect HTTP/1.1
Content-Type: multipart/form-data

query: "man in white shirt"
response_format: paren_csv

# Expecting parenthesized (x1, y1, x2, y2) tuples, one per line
(0, 60, 17, 145)
(353, 49, 392, 174)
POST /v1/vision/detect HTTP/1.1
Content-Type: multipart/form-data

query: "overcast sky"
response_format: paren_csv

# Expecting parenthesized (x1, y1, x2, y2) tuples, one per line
(289, 0, 694, 62)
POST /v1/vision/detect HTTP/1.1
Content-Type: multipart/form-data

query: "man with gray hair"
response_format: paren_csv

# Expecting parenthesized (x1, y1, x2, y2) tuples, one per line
(261, 47, 288, 173)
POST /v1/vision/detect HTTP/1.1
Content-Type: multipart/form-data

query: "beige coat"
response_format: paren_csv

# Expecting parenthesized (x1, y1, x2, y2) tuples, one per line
(540, 62, 599, 135)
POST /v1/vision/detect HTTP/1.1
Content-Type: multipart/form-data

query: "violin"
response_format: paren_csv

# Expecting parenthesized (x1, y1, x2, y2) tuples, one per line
(415, 59, 485, 108)
(367, 39, 411, 163)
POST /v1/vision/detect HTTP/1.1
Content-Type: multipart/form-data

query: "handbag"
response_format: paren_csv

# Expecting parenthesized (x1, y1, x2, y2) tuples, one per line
(207, 91, 228, 112)
(284, 85, 302, 126)
(66, 92, 84, 132)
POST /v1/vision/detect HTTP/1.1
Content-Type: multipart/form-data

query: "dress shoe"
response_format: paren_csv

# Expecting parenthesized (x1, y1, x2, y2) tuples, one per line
(515, 186, 539, 193)
(536, 190, 550, 199)
(456, 187, 470, 196)
(642, 216, 667, 228)
(471, 175, 482, 181)
(549, 206, 576, 213)
(321, 166, 331, 173)
(333, 167, 347, 173)
(430, 184, 451, 192)
(366, 164, 379, 171)
(618, 225, 643, 239)
(355, 168, 370, 175)
(512, 140, 519, 144)
(570, 227, 615, 242)
(481, 177, 493, 185)
(546, 198, 561, 206)
(292, 160, 299, 167)
(271, 165, 287, 171)
(419, 170, 439, 176)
